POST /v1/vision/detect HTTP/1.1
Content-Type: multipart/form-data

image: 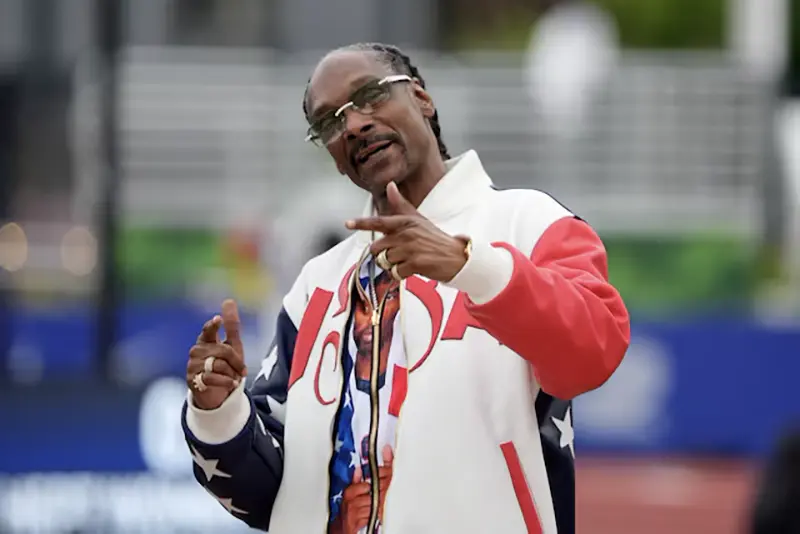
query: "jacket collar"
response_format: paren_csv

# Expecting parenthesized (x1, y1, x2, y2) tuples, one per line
(354, 150, 493, 244)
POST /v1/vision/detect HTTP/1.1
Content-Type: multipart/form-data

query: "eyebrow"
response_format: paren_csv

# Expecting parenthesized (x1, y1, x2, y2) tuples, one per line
(308, 75, 381, 120)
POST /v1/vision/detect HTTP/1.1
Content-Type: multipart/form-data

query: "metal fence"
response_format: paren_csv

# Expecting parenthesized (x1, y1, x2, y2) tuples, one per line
(69, 47, 774, 237)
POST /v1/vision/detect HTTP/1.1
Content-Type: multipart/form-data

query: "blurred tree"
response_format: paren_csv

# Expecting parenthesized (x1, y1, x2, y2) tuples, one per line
(444, 0, 726, 50)
(595, 0, 726, 49)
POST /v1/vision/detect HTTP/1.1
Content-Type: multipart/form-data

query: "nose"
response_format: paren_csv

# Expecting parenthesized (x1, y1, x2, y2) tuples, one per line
(342, 107, 375, 140)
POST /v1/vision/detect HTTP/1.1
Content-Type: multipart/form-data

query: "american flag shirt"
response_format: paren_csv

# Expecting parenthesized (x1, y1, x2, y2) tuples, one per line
(328, 259, 406, 533)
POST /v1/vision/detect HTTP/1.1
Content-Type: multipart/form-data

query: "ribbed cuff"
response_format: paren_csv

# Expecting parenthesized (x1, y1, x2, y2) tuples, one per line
(185, 380, 251, 445)
(445, 241, 514, 304)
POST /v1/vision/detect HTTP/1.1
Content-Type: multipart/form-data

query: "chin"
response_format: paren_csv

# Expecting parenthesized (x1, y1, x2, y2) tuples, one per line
(355, 148, 409, 193)
(363, 165, 408, 196)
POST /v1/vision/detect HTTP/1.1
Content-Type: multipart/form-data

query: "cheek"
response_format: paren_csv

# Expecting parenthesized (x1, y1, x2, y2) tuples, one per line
(397, 118, 428, 156)
(328, 144, 350, 174)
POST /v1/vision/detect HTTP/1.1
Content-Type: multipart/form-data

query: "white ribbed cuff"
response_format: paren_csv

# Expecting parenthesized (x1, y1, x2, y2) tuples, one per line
(185, 380, 251, 445)
(445, 241, 514, 304)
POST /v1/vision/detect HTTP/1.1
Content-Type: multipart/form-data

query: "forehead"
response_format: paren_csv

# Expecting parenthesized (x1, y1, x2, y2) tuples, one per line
(306, 50, 393, 116)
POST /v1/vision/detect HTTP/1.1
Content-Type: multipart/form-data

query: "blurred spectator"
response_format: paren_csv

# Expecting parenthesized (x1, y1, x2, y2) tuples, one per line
(314, 229, 348, 256)
(524, 0, 619, 140)
(0, 75, 19, 383)
(729, 0, 789, 83)
(751, 427, 800, 534)
(253, 176, 365, 367)
(269, 174, 367, 290)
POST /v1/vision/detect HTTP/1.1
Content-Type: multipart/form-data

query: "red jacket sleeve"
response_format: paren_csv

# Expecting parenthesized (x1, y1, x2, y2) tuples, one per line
(465, 216, 630, 400)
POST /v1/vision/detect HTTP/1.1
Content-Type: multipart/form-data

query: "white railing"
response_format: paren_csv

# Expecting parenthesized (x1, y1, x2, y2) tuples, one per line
(69, 47, 772, 237)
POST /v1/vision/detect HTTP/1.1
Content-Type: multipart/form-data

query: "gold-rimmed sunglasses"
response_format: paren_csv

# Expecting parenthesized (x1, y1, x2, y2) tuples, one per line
(305, 74, 412, 147)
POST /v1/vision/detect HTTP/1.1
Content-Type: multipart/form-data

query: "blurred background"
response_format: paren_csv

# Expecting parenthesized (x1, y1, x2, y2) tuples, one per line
(0, 0, 799, 532)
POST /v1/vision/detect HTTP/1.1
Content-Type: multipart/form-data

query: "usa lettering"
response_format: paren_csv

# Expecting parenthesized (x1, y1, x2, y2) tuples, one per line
(289, 275, 490, 402)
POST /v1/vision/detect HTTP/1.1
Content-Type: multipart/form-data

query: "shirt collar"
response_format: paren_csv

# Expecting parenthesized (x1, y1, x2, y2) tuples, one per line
(354, 150, 493, 244)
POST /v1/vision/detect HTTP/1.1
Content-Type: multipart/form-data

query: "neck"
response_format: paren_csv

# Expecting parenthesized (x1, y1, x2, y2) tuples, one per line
(375, 152, 447, 215)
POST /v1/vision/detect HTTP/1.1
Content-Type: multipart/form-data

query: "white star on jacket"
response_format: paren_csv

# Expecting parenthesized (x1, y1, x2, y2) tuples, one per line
(191, 446, 232, 483)
(256, 414, 267, 435)
(551, 407, 575, 458)
(256, 414, 282, 451)
(255, 349, 287, 423)
(205, 487, 249, 515)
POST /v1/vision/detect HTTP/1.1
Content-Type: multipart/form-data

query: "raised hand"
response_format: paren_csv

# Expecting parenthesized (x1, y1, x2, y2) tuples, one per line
(186, 299, 248, 410)
(345, 182, 469, 282)
(337, 445, 395, 534)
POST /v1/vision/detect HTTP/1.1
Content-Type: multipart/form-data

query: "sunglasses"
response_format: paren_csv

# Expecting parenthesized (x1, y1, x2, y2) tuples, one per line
(305, 74, 412, 147)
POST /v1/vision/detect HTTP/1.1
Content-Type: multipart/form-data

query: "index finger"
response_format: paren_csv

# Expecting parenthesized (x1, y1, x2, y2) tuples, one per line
(345, 215, 410, 233)
(221, 299, 245, 358)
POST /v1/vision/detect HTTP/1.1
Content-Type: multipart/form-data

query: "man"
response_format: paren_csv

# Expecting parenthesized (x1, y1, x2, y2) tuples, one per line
(751, 428, 800, 534)
(524, 0, 619, 140)
(181, 43, 630, 534)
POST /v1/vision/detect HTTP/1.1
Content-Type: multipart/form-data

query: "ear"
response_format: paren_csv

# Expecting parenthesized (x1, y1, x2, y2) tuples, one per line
(411, 83, 435, 119)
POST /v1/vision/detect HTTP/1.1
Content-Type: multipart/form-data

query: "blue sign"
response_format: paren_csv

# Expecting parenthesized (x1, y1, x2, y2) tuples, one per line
(1, 304, 799, 475)
(3, 302, 262, 380)
(574, 319, 800, 457)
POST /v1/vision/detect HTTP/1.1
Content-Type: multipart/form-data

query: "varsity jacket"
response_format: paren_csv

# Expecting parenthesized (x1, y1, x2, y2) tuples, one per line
(182, 150, 630, 533)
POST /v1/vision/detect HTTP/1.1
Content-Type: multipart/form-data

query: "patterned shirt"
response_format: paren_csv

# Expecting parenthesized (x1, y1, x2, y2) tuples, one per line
(328, 259, 406, 533)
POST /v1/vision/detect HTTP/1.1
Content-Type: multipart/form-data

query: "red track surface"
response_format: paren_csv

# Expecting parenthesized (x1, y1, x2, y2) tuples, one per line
(577, 458, 760, 534)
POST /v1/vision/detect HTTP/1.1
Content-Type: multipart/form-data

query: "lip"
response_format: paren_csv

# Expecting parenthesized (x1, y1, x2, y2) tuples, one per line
(354, 141, 393, 167)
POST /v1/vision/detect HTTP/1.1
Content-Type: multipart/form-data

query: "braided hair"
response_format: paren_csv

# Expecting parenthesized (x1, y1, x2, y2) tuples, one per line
(302, 42, 451, 160)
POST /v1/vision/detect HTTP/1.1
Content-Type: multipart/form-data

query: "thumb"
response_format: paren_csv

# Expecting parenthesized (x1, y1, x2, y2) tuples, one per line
(386, 181, 417, 215)
(382, 444, 394, 467)
(352, 464, 362, 483)
(221, 299, 244, 355)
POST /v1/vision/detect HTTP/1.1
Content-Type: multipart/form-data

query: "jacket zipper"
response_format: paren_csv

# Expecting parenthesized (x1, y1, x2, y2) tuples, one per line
(366, 289, 391, 532)
(366, 308, 381, 532)
(343, 243, 387, 533)
(349, 235, 393, 532)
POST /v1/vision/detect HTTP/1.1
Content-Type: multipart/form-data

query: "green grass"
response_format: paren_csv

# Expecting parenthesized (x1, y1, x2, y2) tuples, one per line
(117, 226, 761, 317)
(117, 227, 223, 299)
(604, 234, 758, 318)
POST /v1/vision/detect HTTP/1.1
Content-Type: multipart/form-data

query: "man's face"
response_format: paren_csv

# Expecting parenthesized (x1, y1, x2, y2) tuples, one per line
(305, 50, 437, 197)
(353, 274, 400, 358)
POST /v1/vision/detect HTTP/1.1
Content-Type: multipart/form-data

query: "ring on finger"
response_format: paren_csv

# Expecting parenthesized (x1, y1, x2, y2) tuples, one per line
(204, 356, 216, 374)
(376, 249, 393, 271)
(192, 372, 208, 392)
(390, 263, 403, 282)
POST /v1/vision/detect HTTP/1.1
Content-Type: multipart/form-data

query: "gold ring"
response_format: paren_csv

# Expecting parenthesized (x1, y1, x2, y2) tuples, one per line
(192, 372, 208, 392)
(376, 249, 392, 271)
(390, 263, 403, 282)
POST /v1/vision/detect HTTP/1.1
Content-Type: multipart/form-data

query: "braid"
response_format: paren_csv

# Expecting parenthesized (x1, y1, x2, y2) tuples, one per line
(302, 43, 451, 160)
